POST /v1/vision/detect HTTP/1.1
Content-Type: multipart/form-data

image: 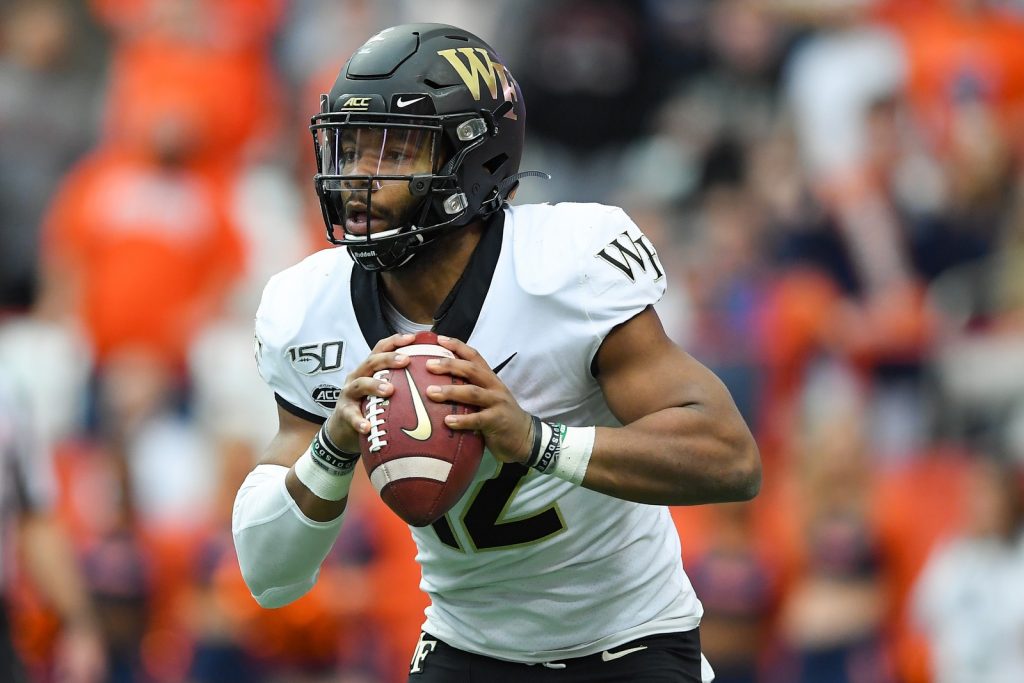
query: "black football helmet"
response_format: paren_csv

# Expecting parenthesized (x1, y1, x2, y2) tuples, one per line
(311, 23, 539, 271)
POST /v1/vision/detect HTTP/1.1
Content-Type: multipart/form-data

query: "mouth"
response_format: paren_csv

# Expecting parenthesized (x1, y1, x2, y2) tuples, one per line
(344, 205, 387, 236)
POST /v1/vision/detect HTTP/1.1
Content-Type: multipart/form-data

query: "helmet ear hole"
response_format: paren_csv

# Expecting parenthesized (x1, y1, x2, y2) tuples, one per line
(483, 153, 509, 175)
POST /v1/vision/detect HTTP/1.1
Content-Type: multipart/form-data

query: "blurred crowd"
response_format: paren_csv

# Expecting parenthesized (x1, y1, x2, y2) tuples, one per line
(2, 1, 1024, 682)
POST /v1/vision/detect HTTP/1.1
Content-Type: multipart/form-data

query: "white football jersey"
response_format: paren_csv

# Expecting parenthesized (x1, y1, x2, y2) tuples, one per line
(255, 202, 705, 664)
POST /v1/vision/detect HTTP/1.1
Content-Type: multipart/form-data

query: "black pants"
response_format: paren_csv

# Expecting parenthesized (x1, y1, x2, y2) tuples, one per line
(0, 600, 28, 683)
(408, 629, 703, 682)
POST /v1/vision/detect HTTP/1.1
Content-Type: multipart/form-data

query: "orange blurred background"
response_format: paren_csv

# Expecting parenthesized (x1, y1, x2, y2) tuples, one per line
(3, 1, 1024, 682)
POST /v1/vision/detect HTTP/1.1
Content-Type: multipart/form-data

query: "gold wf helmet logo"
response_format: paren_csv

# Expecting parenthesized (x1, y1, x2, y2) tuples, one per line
(436, 48, 518, 120)
(340, 96, 372, 110)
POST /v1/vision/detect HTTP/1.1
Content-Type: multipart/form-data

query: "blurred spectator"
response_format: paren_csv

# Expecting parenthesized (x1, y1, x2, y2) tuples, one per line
(872, 446, 974, 683)
(7, 2, 1024, 681)
(668, 186, 770, 432)
(509, 0, 666, 155)
(898, 0, 1024, 156)
(688, 503, 779, 683)
(613, 0, 791, 208)
(891, 2, 1024, 301)
(279, 0, 383, 89)
(0, 366, 106, 682)
(91, 0, 286, 165)
(89, 0, 284, 50)
(928, 251, 1024, 454)
(781, 1, 915, 308)
(503, 0, 675, 204)
(58, 349, 209, 681)
(779, 3, 936, 462)
(778, 0, 1024, 385)
(37, 114, 246, 372)
(0, 318, 92, 449)
(96, 350, 218, 533)
(688, 0, 789, 154)
(186, 482, 422, 683)
(79, 529, 150, 683)
(777, 369, 896, 683)
(912, 457, 1024, 683)
(0, 0, 103, 310)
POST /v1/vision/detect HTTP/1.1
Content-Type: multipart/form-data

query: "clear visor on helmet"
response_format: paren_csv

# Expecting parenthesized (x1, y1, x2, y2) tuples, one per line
(315, 125, 438, 239)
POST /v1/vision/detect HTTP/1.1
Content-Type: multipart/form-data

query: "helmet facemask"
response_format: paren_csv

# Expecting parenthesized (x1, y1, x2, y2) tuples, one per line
(312, 106, 492, 272)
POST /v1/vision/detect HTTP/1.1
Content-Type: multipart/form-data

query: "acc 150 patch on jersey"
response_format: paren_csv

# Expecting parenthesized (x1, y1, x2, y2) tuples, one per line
(311, 384, 341, 409)
(287, 340, 345, 376)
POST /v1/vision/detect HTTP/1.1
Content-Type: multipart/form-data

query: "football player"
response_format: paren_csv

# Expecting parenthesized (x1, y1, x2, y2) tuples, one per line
(232, 23, 760, 683)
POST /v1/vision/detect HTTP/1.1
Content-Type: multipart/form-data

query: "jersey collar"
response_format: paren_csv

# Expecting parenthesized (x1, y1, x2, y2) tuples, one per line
(350, 211, 505, 348)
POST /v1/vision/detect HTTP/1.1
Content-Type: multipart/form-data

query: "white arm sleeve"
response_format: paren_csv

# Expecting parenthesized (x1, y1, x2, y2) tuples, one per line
(231, 464, 344, 608)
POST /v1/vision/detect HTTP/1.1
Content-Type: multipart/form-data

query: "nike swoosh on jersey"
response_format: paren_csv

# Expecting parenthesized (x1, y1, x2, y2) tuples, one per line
(396, 95, 426, 108)
(600, 645, 648, 662)
(491, 352, 517, 375)
(401, 369, 432, 441)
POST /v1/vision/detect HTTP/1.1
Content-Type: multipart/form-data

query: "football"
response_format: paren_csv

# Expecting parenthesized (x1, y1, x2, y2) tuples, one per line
(360, 332, 485, 526)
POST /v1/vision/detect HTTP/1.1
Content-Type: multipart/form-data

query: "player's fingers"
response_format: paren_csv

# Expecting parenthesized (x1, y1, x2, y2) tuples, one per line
(425, 382, 488, 407)
(424, 356, 493, 387)
(370, 332, 417, 354)
(343, 374, 394, 402)
(348, 350, 411, 383)
(440, 405, 517, 431)
(336, 401, 370, 434)
(442, 407, 486, 431)
(337, 374, 394, 434)
(436, 335, 484, 364)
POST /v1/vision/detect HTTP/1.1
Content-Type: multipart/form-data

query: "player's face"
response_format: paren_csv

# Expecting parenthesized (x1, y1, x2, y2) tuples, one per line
(332, 127, 435, 236)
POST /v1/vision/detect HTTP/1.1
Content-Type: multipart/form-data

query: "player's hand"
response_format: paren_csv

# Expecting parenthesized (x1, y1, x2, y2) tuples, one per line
(324, 333, 416, 452)
(424, 336, 534, 465)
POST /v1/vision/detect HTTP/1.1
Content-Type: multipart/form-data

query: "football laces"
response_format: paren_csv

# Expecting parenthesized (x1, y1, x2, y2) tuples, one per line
(365, 369, 390, 453)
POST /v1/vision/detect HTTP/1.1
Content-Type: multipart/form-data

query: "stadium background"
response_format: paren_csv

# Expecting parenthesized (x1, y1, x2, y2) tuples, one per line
(2, 0, 1024, 681)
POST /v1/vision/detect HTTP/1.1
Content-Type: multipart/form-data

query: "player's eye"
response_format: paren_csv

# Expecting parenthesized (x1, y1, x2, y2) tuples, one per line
(385, 148, 410, 163)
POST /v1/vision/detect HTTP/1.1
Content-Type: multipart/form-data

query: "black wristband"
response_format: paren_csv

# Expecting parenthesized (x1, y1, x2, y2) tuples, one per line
(533, 421, 562, 473)
(310, 424, 360, 475)
(526, 415, 543, 468)
(319, 423, 361, 458)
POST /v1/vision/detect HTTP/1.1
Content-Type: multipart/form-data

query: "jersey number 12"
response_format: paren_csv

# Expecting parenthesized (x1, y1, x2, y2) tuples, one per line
(432, 463, 566, 551)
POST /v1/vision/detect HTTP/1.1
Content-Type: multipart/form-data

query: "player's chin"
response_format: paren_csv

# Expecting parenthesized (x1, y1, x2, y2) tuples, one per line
(343, 219, 367, 236)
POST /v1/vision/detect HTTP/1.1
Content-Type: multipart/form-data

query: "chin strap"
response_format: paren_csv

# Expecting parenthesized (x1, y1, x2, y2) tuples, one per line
(481, 170, 551, 215)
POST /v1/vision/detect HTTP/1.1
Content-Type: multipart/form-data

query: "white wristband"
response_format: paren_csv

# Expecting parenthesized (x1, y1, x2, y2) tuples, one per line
(530, 422, 595, 486)
(294, 447, 355, 501)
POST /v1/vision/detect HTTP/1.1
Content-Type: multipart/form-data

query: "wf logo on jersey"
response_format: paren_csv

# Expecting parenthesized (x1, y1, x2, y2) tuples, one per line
(287, 340, 345, 376)
(436, 48, 518, 119)
(596, 230, 665, 283)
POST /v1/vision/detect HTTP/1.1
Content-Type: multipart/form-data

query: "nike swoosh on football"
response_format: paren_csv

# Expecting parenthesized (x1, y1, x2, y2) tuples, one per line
(396, 96, 426, 108)
(600, 645, 648, 662)
(491, 352, 517, 375)
(401, 369, 433, 441)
